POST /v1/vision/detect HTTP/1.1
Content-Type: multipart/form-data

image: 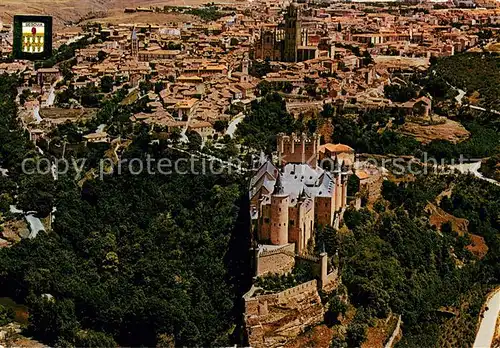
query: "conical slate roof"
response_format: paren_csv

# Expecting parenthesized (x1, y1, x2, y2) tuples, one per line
(272, 173, 285, 195)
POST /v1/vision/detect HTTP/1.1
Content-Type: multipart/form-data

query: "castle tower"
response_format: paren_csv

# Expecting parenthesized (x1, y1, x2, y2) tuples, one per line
(340, 161, 350, 208)
(320, 251, 328, 289)
(270, 174, 290, 245)
(277, 133, 320, 168)
(333, 157, 343, 212)
(131, 28, 138, 58)
(283, 3, 301, 63)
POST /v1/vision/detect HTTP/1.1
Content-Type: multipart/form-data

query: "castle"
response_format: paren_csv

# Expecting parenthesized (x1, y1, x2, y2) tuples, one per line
(250, 133, 351, 256)
(245, 133, 351, 347)
(253, 3, 318, 63)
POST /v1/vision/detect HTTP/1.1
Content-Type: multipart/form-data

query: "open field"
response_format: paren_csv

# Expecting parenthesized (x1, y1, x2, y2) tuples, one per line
(82, 10, 197, 26)
(485, 42, 500, 53)
(1, 0, 243, 29)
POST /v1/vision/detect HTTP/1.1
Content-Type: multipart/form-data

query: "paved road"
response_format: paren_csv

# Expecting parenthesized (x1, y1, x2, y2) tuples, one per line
(469, 104, 500, 115)
(473, 289, 500, 348)
(33, 105, 42, 123)
(455, 88, 466, 105)
(448, 162, 499, 186)
(442, 76, 500, 114)
(9, 205, 45, 239)
(45, 86, 56, 107)
(43, 77, 63, 107)
(225, 113, 244, 138)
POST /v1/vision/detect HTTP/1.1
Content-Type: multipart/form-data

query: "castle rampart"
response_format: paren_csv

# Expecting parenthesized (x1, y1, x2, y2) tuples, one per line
(243, 280, 323, 348)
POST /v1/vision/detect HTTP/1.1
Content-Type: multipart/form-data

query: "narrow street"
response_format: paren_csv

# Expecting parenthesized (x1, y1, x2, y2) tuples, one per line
(33, 105, 42, 123)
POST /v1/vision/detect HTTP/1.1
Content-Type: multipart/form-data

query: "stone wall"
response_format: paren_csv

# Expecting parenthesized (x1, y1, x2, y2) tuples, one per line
(244, 280, 325, 348)
(322, 269, 340, 293)
(257, 244, 295, 276)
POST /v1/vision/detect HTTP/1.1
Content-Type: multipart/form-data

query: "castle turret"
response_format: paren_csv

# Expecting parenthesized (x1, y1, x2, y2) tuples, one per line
(270, 174, 289, 245)
(333, 157, 342, 212)
(252, 245, 260, 277)
(340, 161, 350, 208)
(320, 251, 328, 289)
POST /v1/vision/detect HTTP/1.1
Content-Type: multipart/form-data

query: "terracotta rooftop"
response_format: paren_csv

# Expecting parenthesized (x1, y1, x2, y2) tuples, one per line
(319, 143, 355, 153)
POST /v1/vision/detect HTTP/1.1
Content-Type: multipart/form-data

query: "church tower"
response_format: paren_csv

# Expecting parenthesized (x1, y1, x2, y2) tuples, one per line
(240, 52, 250, 83)
(242, 52, 249, 75)
(283, 3, 301, 63)
(131, 27, 138, 58)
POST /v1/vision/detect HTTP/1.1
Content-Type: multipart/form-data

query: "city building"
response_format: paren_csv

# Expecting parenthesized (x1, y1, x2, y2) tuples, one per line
(253, 3, 319, 62)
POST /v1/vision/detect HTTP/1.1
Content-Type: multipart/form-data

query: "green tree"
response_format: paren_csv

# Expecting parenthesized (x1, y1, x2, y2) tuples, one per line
(74, 330, 116, 347)
(27, 296, 79, 345)
(236, 93, 298, 153)
(0, 305, 15, 326)
(186, 130, 202, 151)
(346, 322, 367, 346)
(97, 50, 107, 61)
(213, 120, 228, 133)
(100, 75, 114, 93)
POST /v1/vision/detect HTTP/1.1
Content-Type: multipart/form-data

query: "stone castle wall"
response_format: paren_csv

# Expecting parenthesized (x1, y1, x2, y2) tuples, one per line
(257, 244, 295, 276)
(244, 280, 324, 348)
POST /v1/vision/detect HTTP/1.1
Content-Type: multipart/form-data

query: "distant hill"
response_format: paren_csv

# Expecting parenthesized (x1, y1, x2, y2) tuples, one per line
(1, 0, 237, 29)
(1, 0, 111, 28)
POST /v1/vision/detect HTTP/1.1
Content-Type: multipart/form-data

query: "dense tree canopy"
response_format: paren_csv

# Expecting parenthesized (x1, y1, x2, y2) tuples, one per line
(433, 53, 500, 110)
(236, 92, 299, 153)
(0, 74, 251, 347)
(319, 173, 500, 347)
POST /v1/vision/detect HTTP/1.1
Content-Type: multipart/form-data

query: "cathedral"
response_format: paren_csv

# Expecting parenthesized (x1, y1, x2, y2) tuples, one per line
(249, 133, 351, 255)
(252, 3, 318, 63)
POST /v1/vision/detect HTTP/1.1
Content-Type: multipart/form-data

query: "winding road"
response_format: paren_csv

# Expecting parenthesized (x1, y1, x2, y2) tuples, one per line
(225, 113, 244, 138)
(448, 161, 500, 186)
(473, 289, 500, 348)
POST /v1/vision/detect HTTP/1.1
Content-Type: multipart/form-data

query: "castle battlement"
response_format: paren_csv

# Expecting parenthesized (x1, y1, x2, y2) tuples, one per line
(295, 254, 320, 263)
(277, 132, 319, 144)
(259, 244, 295, 258)
(277, 132, 320, 169)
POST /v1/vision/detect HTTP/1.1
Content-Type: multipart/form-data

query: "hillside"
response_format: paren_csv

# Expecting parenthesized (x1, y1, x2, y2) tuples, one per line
(1, 0, 238, 28)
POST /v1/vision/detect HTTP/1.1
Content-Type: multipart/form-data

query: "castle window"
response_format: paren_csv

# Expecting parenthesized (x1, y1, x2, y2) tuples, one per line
(279, 208, 281, 212)
(290, 220, 294, 226)
(264, 218, 270, 224)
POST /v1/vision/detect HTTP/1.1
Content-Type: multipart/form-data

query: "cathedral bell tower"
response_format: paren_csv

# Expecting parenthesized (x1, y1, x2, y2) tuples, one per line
(131, 27, 138, 59)
(283, 3, 301, 63)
